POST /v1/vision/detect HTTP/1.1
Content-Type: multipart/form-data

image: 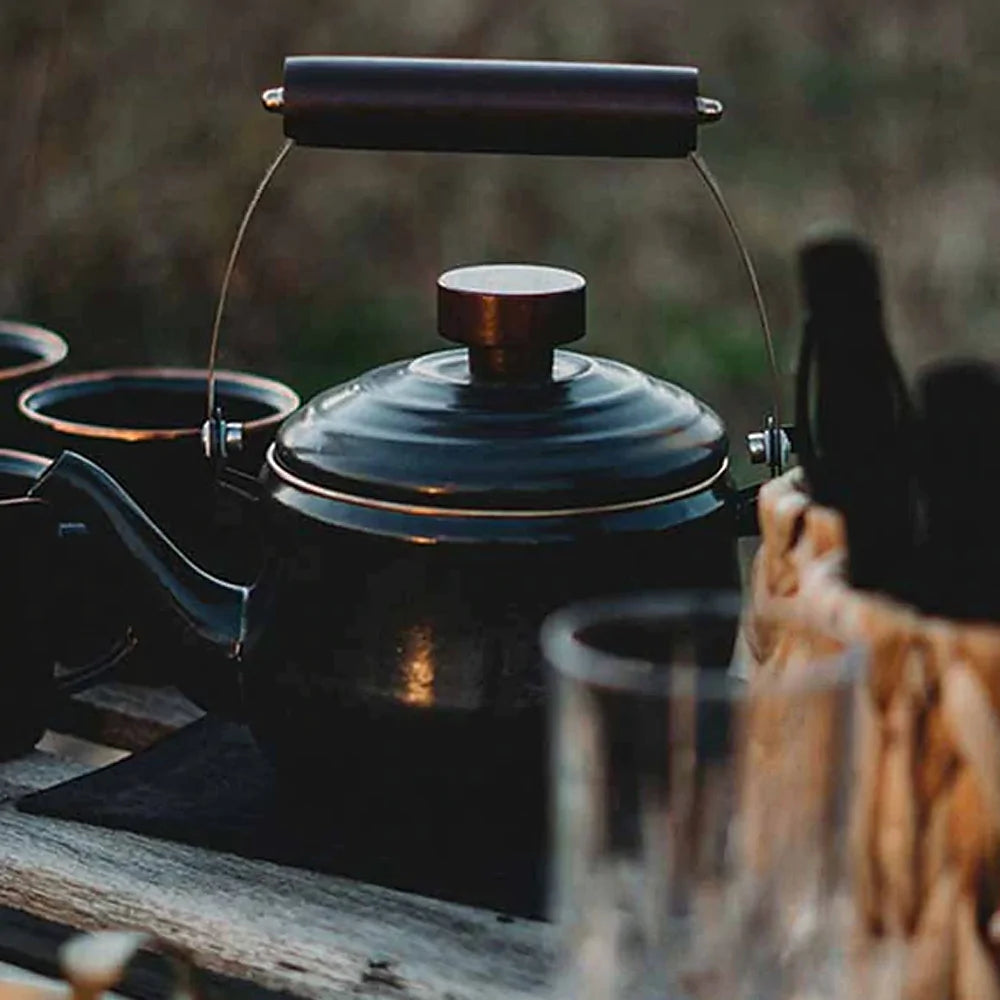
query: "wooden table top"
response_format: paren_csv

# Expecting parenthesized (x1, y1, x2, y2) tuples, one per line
(0, 683, 554, 1000)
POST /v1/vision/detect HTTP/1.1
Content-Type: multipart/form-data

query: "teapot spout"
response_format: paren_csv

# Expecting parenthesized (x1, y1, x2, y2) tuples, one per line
(29, 451, 250, 658)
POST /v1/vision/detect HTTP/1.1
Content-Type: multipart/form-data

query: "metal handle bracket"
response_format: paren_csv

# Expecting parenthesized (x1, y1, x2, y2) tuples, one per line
(746, 416, 795, 478)
(200, 407, 244, 467)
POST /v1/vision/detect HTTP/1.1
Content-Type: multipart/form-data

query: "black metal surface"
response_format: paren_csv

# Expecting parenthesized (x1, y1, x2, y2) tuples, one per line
(278, 56, 705, 157)
(244, 499, 738, 768)
(271, 347, 728, 516)
(270, 263, 727, 517)
(31, 452, 248, 650)
(30, 448, 738, 768)
(264, 467, 732, 541)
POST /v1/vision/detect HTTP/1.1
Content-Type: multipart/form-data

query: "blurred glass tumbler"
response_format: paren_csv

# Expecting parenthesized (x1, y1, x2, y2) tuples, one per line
(542, 591, 864, 1000)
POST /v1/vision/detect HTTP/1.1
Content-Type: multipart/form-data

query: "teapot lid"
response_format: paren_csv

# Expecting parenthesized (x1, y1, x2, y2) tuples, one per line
(268, 264, 728, 514)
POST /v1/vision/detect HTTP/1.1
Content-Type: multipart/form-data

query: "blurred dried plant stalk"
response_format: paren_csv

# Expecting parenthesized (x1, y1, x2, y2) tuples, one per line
(743, 468, 1000, 999)
(0, 929, 197, 1000)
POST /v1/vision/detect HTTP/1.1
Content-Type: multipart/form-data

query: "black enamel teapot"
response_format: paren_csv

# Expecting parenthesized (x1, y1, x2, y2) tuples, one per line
(22, 58, 784, 792)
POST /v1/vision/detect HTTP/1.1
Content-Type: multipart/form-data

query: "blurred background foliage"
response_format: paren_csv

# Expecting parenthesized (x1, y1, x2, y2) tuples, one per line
(2, 0, 1000, 478)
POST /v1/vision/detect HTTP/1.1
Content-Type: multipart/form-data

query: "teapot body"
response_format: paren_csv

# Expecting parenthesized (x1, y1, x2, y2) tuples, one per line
(189, 302, 744, 776)
(27, 263, 745, 846)
(235, 475, 739, 801)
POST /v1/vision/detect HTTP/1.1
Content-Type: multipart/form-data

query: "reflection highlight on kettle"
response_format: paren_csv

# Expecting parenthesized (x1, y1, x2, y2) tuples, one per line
(396, 624, 436, 708)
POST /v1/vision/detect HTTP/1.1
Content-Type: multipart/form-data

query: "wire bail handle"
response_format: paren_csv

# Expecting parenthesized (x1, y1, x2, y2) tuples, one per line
(203, 56, 789, 476)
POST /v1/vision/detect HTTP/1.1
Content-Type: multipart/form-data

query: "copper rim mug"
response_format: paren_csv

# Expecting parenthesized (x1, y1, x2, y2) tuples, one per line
(18, 366, 300, 562)
(17, 367, 300, 696)
(0, 321, 68, 450)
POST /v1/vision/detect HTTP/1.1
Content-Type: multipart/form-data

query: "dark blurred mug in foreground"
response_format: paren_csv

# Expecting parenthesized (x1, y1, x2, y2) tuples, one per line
(0, 447, 139, 758)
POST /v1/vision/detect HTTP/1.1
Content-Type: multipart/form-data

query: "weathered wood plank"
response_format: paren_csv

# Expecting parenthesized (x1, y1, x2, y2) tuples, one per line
(51, 685, 203, 752)
(0, 803, 554, 1000)
(0, 719, 554, 1000)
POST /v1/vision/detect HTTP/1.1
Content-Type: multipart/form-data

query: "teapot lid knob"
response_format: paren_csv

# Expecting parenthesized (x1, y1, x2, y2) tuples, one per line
(437, 264, 585, 382)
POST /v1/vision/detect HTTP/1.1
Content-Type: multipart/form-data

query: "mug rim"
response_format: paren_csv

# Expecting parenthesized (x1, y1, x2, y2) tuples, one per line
(17, 366, 301, 442)
(541, 589, 866, 696)
(0, 447, 51, 480)
(0, 321, 69, 384)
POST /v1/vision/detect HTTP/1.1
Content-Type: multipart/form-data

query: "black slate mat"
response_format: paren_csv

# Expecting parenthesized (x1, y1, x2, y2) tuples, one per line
(18, 716, 547, 918)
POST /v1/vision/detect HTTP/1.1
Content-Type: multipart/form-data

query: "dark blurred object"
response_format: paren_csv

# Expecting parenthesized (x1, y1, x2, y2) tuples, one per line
(794, 234, 917, 594)
(0, 322, 67, 450)
(267, 56, 722, 157)
(0, 448, 135, 723)
(0, 489, 54, 759)
(911, 360, 1000, 622)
